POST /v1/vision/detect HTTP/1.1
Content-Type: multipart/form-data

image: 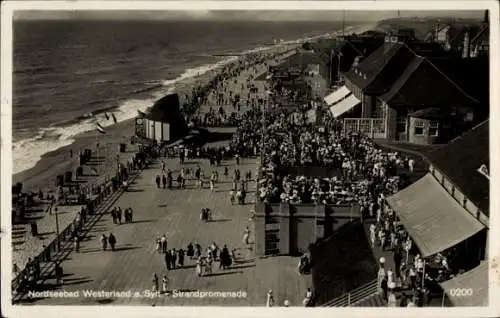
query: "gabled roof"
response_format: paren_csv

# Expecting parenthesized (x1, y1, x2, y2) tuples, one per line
(343, 43, 416, 92)
(333, 39, 384, 73)
(424, 24, 451, 41)
(276, 51, 326, 69)
(449, 25, 482, 48)
(426, 120, 489, 215)
(409, 108, 451, 120)
(146, 93, 186, 124)
(378, 56, 479, 107)
(471, 24, 489, 45)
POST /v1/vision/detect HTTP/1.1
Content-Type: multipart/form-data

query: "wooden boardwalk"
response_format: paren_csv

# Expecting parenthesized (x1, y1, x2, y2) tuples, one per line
(21, 156, 310, 306)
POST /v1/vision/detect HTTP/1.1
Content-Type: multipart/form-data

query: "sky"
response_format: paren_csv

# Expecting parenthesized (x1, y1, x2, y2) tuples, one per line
(14, 10, 485, 22)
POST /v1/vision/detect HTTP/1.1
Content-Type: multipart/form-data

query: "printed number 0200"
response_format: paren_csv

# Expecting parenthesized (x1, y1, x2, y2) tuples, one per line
(449, 288, 473, 297)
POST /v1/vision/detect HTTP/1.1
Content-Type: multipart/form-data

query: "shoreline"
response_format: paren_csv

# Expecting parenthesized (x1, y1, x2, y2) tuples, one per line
(12, 22, 376, 191)
(12, 43, 299, 193)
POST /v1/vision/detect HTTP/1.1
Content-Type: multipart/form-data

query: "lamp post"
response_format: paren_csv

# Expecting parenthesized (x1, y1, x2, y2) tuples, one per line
(53, 204, 61, 252)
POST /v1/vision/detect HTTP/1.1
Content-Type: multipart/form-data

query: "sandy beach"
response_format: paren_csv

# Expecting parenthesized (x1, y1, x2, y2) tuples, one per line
(12, 43, 299, 195)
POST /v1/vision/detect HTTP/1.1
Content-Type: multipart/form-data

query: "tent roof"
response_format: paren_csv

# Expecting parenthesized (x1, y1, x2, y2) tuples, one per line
(386, 173, 485, 257)
(439, 261, 489, 307)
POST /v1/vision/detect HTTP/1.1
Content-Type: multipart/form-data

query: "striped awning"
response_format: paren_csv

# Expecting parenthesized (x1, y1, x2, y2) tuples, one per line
(324, 85, 351, 106)
(329, 94, 361, 118)
(386, 173, 485, 258)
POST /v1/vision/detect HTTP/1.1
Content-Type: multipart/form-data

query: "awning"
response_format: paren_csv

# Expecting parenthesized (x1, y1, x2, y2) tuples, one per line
(386, 173, 485, 258)
(439, 261, 488, 306)
(324, 85, 350, 106)
(329, 94, 361, 118)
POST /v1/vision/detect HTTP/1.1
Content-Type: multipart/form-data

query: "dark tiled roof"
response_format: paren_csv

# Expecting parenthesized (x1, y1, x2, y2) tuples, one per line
(429, 56, 489, 109)
(426, 120, 489, 215)
(343, 43, 416, 93)
(332, 39, 384, 73)
(378, 57, 478, 107)
(449, 25, 482, 48)
(277, 51, 327, 69)
(409, 108, 451, 120)
(471, 25, 489, 44)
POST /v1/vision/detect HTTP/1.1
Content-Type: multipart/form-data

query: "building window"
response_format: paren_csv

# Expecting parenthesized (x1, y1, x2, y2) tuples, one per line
(414, 120, 425, 136)
(429, 121, 439, 137)
(265, 230, 280, 254)
(397, 118, 407, 133)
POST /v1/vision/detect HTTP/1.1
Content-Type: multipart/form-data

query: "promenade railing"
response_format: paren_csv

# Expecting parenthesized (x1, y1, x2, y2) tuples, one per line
(11, 151, 149, 300)
(322, 278, 379, 307)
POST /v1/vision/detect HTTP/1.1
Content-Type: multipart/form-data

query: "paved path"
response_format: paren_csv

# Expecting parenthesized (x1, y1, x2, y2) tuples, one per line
(12, 145, 138, 276)
(21, 156, 309, 306)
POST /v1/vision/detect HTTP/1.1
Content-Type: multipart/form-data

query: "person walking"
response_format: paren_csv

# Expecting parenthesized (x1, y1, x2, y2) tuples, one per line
(155, 237, 161, 253)
(171, 249, 177, 270)
(242, 227, 250, 246)
(210, 172, 216, 192)
(178, 249, 185, 268)
(369, 224, 376, 247)
(187, 242, 194, 260)
(266, 290, 275, 307)
(162, 274, 169, 294)
(117, 207, 122, 225)
(155, 175, 161, 188)
(303, 288, 313, 306)
(101, 234, 108, 251)
(111, 208, 117, 224)
(108, 233, 116, 251)
(165, 250, 172, 270)
(55, 262, 64, 285)
(196, 257, 203, 277)
(206, 254, 213, 275)
(161, 234, 167, 254)
(152, 273, 159, 292)
(73, 235, 80, 252)
(128, 207, 133, 223)
(408, 158, 415, 172)
(162, 174, 167, 189)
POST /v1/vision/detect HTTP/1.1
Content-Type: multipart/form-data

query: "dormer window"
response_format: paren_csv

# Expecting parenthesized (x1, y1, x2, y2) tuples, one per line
(477, 164, 489, 180)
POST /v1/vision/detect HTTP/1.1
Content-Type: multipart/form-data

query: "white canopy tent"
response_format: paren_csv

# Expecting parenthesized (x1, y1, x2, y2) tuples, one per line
(324, 85, 351, 106)
(329, 94, 361, 118)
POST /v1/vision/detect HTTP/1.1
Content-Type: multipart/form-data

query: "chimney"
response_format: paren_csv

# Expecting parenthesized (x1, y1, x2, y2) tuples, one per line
(462, 32, 470, 58)
(435, 22, 440, 42)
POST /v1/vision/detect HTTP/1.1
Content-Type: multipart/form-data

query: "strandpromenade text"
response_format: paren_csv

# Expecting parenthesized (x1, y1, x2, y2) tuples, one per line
(27, 289, 247, 299)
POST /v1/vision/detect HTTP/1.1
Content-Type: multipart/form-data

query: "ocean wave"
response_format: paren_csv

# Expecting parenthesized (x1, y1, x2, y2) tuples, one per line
(161, 56, 239, 87)
(13, 23, 371, 175)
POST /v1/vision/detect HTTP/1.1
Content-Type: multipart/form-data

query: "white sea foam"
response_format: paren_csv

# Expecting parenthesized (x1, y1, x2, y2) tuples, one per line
(12, 56, 239, 175)
(13, 23, 373, 175)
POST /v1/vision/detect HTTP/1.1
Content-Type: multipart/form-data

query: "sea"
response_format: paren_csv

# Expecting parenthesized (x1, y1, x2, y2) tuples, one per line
(13, 20, 347, 174)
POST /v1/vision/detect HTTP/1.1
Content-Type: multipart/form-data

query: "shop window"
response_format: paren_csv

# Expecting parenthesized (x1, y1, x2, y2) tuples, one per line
(414, 120, 425, 136)
(429, 121, 439, 137)
(397, 118, 407, 133)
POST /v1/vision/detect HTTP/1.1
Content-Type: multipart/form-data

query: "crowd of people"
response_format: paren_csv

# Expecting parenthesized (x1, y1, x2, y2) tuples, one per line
(226, 71, 453, 307)
(373, 200, 466, 307)
(12, 142, 165, 299)
(150, 237, 238, 294)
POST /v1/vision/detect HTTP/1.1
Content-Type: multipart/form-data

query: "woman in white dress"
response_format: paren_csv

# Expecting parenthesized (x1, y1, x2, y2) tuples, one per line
(266, 290, 274, 307)
(162, 275, 169, 294)
(196, 256, 203, 277)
